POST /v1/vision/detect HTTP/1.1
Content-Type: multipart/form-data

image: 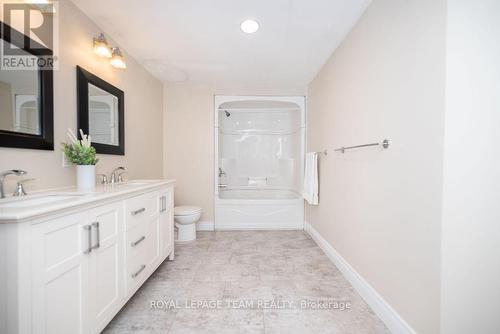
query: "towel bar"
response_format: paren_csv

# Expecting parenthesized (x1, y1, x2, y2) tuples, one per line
(319, 139, 389, 155)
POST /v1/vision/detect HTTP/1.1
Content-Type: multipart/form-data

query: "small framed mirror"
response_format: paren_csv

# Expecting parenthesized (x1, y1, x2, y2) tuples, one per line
(77, 66, 124, 155)
(0, 22, 54, 150)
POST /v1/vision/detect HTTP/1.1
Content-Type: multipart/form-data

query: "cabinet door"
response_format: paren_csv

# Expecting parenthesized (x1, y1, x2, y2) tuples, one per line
(158, 188, 174, 259)
(31, 213, 91, 334)
(88, 202, 125, 333)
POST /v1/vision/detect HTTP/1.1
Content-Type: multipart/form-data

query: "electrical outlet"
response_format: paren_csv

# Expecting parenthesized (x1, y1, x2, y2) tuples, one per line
(62, 152, 71, 168)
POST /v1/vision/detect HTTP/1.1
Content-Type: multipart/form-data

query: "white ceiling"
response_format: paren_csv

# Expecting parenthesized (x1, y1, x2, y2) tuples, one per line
(71, 0, 371, 86)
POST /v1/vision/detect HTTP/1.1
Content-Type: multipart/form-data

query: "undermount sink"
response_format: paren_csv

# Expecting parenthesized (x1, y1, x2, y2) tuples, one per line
(0, 194, 84, 209)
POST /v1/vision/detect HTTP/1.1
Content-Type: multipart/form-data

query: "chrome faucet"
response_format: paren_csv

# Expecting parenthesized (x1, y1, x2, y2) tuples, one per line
(218, 168, 226, 178)
(97, 174, 108, 185)
(0, 170, 27, 199)
(117, 171, 126, 183)
(110, 167, 126, 184)
(13, 178, 35, 197)
(218, 168, 227, 188)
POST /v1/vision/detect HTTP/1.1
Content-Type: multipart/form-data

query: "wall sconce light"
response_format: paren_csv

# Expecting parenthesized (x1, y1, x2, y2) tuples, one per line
(92, 33, 112, 58)
(92, 33, 127, 69)
(110, 47, 127, 69)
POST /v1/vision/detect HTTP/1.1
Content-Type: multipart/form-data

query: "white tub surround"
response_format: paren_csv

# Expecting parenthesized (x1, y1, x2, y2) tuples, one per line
(214, 96, 306, 230)
(0, 180, 175, 334)
(218, 189, 300, 200)
(216, 189, 304, 230)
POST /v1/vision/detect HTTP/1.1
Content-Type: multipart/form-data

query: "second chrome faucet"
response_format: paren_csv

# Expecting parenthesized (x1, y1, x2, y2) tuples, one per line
(110, 166, 127, 184)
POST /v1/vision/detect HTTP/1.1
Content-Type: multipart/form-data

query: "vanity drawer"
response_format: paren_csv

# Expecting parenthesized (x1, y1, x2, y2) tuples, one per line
(126, 217, 155, 260)
(126, 260, 149, 294)
(125, 218, 160, 293)
(126, 247, 152, 293)
(124, 192, 159, 230)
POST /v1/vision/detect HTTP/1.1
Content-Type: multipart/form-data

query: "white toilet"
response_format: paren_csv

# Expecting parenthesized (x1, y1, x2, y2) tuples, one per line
(174, 206, 202, 242)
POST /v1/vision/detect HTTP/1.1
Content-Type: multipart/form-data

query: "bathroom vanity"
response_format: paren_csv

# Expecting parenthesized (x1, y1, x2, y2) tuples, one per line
(0, 180, 175, 334)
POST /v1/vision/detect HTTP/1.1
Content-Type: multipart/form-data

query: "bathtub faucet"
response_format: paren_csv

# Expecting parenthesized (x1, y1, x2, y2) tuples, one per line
(218, 168, 227, 188)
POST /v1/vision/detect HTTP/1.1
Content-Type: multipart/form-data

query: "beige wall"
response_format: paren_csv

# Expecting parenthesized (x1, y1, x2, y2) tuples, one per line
(163, 82, 306, 221)
(0, 0, 164, 192)
(0, 82, 13, 130)
(306, 0, 446, 333)
(441, 1, 500, 333)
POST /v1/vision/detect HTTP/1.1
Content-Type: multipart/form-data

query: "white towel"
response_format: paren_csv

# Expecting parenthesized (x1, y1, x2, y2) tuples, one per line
(303, 152, 319, 205)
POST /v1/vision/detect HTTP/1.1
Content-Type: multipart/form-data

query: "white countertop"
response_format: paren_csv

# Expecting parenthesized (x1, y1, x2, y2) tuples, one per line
(0, 179, 175, 224)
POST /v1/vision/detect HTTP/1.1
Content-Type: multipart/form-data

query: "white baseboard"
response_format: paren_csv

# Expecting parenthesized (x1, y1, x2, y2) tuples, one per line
(198, 220, 303, 231)
(304, 222, 416, 334)
(196, 221, 215, 231)
(215, 221, 304, 230)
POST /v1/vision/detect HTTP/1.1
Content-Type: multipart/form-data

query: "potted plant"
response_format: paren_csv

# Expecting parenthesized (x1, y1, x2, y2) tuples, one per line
(62, 129, 99, 189)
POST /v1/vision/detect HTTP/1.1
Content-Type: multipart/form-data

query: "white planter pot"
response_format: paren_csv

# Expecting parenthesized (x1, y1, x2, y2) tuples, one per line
(76, 165, 96, 190)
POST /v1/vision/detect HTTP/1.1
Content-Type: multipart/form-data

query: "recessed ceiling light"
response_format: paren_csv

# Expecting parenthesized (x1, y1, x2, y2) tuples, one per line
(240, 19, 259, 34)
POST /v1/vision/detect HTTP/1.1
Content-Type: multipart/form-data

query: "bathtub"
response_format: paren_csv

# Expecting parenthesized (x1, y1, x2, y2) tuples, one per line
(215, 189, 304, 230)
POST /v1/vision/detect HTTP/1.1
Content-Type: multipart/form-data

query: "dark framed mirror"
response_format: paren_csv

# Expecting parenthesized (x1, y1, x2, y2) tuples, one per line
(0, 22, 54, 150)
(77, 66, 124, 155)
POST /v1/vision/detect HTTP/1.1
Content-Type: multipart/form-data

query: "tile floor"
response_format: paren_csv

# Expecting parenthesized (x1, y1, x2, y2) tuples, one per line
(103, 231, 389, 334)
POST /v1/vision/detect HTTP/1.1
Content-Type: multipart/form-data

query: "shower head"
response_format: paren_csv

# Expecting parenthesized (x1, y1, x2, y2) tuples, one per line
(224, 110, 230, 117)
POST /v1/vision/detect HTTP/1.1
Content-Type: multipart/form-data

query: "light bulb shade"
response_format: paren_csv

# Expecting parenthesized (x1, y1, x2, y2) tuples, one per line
(93, 33, 112, 58)
(110, 47, 127, 69)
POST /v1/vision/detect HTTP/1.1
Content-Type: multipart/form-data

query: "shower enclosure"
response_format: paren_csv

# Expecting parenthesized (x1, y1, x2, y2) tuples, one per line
(214, 96, 305, 229)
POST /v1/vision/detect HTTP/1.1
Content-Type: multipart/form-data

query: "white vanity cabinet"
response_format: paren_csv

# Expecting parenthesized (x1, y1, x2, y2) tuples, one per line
(158, 189, 174, 259)
(30, 211, 93, 334)
(0, 181, 175, 334)
(89, 204, 126, 331)
(31, 202, 124, 334)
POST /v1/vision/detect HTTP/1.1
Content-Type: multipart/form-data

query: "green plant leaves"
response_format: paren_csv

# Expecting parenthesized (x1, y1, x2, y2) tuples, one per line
(62, 142, 99, 165)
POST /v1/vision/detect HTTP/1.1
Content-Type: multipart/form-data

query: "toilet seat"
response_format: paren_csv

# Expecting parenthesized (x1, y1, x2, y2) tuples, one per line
(174, 206, 202, 216)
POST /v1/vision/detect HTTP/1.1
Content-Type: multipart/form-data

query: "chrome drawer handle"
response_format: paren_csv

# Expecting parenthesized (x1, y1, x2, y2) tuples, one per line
(91, 222, 100, 250)
(131, 208, 146, 216)
(131, 264, 146, 278)
(131, 235, 146, 247)
(83, 225, 92, 254)
(160, 195, 167, 212)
